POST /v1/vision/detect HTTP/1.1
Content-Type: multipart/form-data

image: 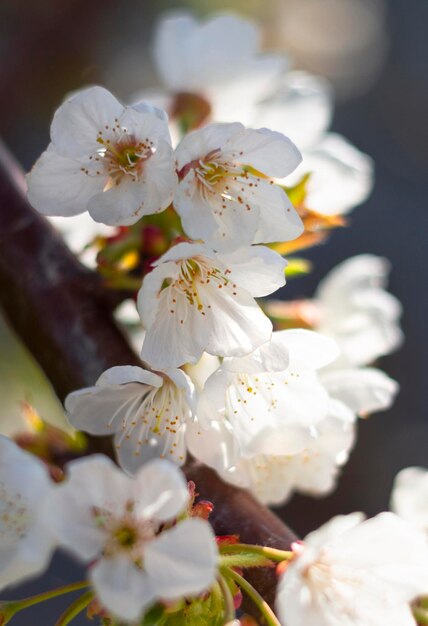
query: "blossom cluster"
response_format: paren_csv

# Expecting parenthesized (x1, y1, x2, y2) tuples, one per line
(1, 435, 428, 626)
(0, 9, 417, 626)
(25, 13, 400, 507)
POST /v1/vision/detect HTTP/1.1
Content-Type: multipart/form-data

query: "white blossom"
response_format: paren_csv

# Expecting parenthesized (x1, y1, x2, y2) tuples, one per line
(138, 241, 287, 369)
(315, 255, 403, 367)
(0, 436, 56, 591)
(65, 365, 195, 473)
(27, 86, 177, 226)
(48, 456, 218, 622)
(191, 330, 339, 460)
(391, 467, 428, 535)
(151, 12, 286, 125)
(187, 332, 398, 506)
(276, 512, 428, 626)
(174, 122, 303, 251)
(199, 400, 356, 506)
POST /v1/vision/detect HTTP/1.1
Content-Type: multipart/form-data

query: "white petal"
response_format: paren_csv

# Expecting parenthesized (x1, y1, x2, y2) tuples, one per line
(255, 71, 333, 150)
(65, 376, 159, 436)
(144, 518, 217, 599)
(26, 148, 103, 216)
(273, 329, 340, 369)
(251, 181, 303, 244)
(320, 367, 399, 415)
(51, 86, 124, 158)
(91, 556, 155, 622)
(132, 459, 188, 522)
(186, 418, 240, 471)
(115, 425, 187, 473)
(153, 12, 199, 90)
(291, 133, 374, 216)
(390, 467, 428, 531)
(203, 280, 273, 357)
(97, 366, 162, 388)
(140, 284, 207, 369)
(224, 127, 302, 178)
(222, 245, 286, 297)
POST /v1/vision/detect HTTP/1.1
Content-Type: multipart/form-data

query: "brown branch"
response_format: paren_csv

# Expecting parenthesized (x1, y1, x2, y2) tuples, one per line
(0, 141, 297, 613)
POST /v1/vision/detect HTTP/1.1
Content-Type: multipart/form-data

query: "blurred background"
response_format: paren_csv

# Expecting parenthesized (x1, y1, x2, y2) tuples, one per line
(0, 0, 427, 621)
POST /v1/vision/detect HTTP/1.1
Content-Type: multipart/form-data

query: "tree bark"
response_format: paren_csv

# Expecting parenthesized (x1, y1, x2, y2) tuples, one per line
(0, 141, 297, 615)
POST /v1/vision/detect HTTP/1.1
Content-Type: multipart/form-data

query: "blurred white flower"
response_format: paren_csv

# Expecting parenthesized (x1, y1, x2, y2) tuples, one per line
(65, 365, 195, 473)
(276, 512, 428, 626)
(152, 12, 286, 125)
(49, 456, 218, 622)
(391, 467, 428, 535)
(27, 86, 177, 226)
(138, 242, 286, 369)
(0, 436, 56, 591)
(315, 255, 403, 367)
(174, 122, 303, 251)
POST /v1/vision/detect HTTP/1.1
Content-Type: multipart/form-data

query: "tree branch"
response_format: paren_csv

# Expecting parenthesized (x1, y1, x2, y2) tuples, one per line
(0, 141, 297, 612)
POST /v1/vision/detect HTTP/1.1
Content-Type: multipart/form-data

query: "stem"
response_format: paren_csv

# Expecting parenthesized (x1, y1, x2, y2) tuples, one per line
(219, 543, 294, 563)
(218, 575, 236, 623)
(13, 581, 90, 611)
(54, 591, 94, 626)
(221, 567, 282, 626)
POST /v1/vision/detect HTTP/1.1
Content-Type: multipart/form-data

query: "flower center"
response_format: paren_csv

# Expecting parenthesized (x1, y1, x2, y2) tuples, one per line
(87, 127, 156, 187)
(92, 503, 156, 559)
(115, 379, 189, 463)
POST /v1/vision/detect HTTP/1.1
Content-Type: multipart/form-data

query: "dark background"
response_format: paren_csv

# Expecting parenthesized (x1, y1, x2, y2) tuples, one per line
(0, 0, 427, 622)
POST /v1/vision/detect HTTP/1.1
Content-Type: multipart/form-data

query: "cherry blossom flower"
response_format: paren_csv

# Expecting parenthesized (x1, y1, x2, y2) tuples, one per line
(65, 365, 195, 473)
(391, 467, 428, 535)
(0, 436, 56, 591)
(151, 12, 286, 126)
(195, 399, 356, 506)
(191, 330, 339, 460)
(174, 122, 303, 251)
(27, 86, 177, 226)
(315, 255, 403, 367)
(276, 512, 428, 626)
(138, 242, 287, 369)
(48, 456, 218, 622)
(188, 333, 398, 506)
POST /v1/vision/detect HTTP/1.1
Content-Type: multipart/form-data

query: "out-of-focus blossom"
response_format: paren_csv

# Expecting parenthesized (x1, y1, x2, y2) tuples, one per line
(315, 255, 403, 367)
(174, 122, 303, 251)
(0, 436, 56, 591)
(391, 467, 428, 535)
(48, 456, 218, 622)
(27, 86, 177, 226)
(138, 242, 286, 369)
(65, 365, 195, 473)
(276, 512, 428, 626)
(151, 12, 286, 126)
